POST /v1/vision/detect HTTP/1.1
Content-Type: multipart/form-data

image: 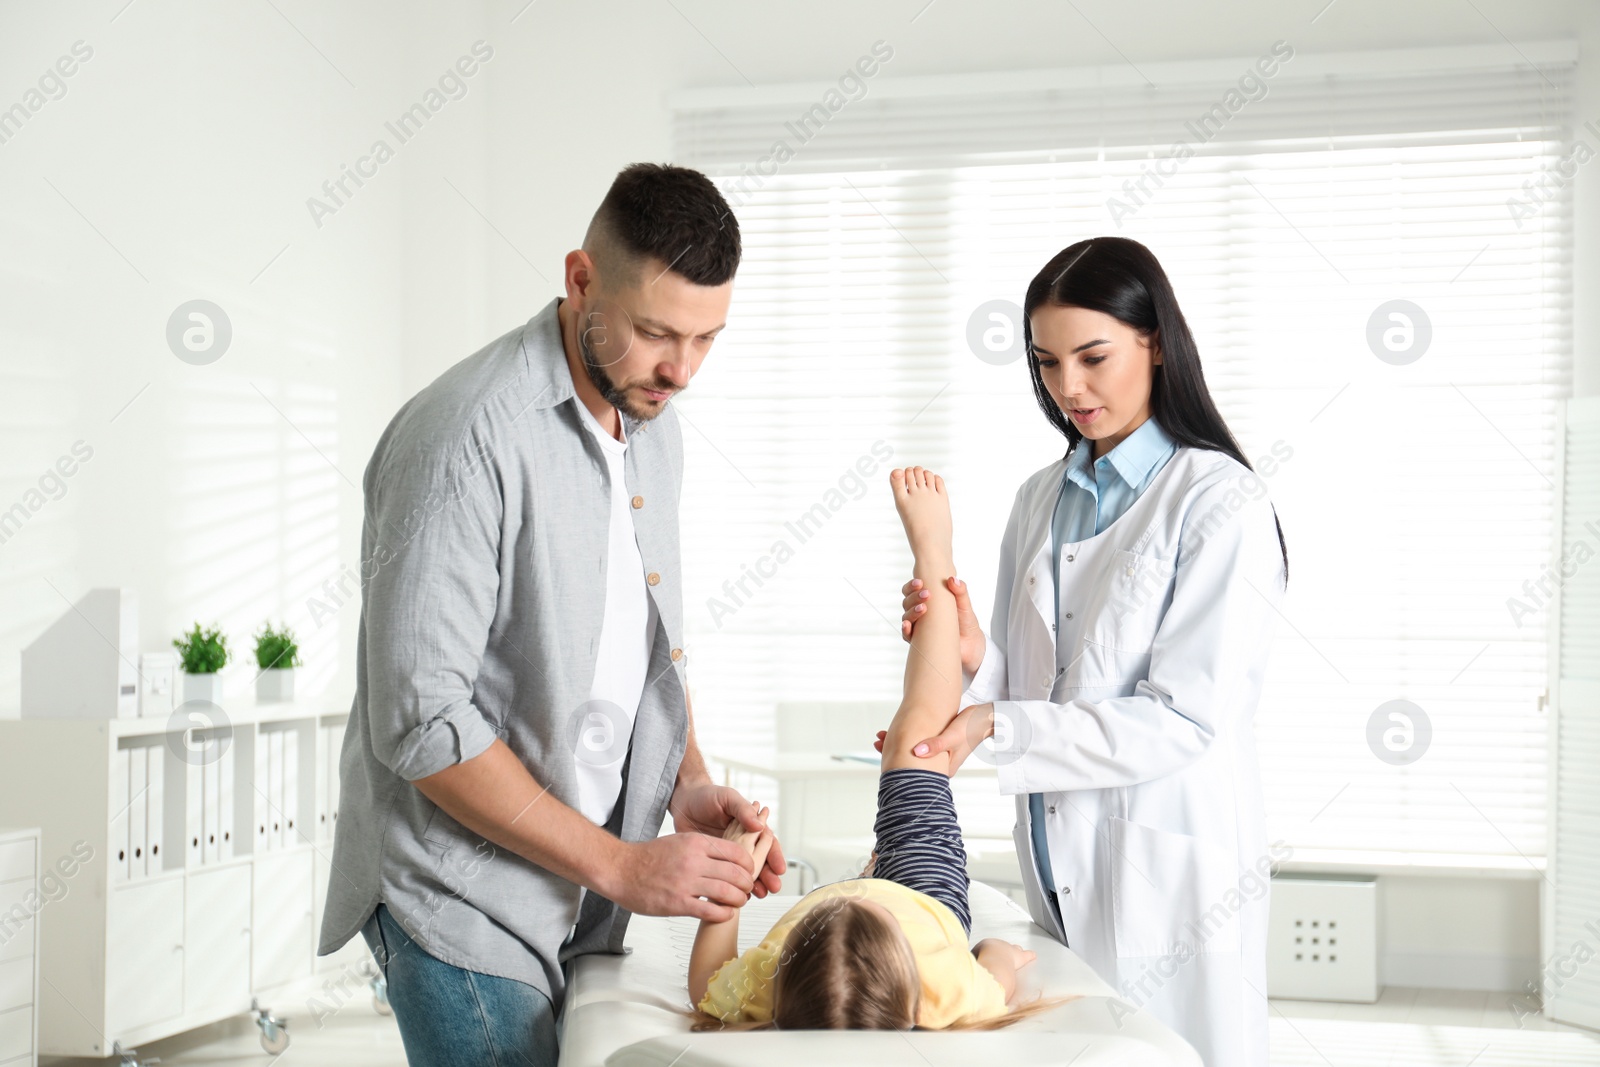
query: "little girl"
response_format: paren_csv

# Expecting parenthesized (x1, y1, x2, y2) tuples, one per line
(687, 467, 1072, 1031)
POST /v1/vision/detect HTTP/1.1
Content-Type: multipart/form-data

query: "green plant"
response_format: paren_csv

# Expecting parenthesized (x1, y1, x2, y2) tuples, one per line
(173, 622, 229, 674)
(253, 621, 301, 671)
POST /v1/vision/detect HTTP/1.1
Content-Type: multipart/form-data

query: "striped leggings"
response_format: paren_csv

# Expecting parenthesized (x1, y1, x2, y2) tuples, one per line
(867, 767, 972, 934)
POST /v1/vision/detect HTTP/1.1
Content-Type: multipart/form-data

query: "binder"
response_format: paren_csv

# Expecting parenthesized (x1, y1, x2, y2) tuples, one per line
(254, 729, 270, 853)
(268, 730, 284, 852)
(186, 755, 204, 867)
(219, 744, 235, 861)
(111, 746, 131, 883)
(128, 745, 147, 879)
(201, 745, 219, 865)
(146, 745, 165, 876)
(283, 729, 299, 847)
(315, 725, 330, 841)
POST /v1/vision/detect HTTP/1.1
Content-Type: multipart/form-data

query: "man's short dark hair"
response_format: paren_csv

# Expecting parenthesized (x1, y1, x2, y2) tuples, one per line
(585, 162, 741, 288)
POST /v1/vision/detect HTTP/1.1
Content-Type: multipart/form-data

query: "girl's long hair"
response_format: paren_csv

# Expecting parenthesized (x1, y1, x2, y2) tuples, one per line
(683, 896, 1078, 1033)
(1023, 236, 1288, 584)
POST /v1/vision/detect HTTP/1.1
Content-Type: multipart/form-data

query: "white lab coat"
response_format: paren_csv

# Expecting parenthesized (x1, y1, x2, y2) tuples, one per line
(960, 445, 1286, 1067)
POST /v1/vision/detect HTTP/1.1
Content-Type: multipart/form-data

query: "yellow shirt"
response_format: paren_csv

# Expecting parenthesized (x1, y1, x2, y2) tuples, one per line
(697, 878, 1010, 1029)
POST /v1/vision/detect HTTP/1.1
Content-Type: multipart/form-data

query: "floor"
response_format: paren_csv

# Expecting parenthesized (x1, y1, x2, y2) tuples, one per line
(1271, 987, 1600, 1065)
(38, 986, 1599, 1066)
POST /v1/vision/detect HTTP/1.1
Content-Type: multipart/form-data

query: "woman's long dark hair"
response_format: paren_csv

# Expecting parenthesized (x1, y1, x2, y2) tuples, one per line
(1022, 236, 1288, 584)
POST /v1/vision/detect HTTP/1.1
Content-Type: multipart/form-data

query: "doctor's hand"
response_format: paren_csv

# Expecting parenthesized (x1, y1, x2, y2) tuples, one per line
(872, 703, 995, 776)
(900, 576, 986, 677)
(669, 782, 786, 899)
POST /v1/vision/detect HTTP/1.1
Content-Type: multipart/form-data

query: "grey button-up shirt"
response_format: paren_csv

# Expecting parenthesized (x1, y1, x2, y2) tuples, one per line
(316, 296, 690, 1009)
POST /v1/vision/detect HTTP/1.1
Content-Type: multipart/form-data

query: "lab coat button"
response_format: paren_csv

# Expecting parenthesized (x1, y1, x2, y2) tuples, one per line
(1027, 575, 1036, 586)
(1065, 612, 1072, 619)
(1066, 554, 1074, 562)
(647, 572, 661, 586)
(1048, 804, 1056, 814)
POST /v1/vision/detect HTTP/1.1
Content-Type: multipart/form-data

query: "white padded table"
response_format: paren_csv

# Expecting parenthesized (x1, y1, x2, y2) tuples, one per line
(557, 881, 1200, 1067)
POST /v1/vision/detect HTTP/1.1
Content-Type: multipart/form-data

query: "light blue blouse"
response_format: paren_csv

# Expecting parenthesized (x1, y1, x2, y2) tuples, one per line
(1030, 414, 1180, 922)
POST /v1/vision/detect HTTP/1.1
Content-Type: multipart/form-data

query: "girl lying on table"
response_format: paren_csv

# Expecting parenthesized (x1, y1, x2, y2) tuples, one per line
(686, 466, 1075, 1031)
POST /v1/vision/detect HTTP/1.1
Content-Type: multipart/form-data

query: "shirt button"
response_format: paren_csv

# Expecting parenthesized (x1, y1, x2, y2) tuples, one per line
(1027, 575, 1036, 586)
(631, 495, 644, 509)
(647, 572, 661, 586)
(671, 648, 683, 661)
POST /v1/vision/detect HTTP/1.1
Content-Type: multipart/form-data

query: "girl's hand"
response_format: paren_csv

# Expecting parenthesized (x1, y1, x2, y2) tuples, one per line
(900, 575, 986, 676)
(1008, 942, 1037, 969)
(723, 804, 774, 879)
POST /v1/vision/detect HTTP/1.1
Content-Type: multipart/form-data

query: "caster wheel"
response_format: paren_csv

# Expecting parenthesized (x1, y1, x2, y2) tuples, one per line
(259, 1021, 290, 1055)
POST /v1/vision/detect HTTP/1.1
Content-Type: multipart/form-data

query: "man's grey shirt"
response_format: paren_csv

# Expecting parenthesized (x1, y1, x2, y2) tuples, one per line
(317, 296, 690, 1008)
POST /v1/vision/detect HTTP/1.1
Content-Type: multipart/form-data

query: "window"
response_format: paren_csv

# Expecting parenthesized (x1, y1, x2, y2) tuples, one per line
(672, 44, 1574, 859)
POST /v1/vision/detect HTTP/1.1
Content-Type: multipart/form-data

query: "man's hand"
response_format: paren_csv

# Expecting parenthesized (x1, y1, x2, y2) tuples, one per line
(670, 780, 786, 897)
(606, 832, 760, 923)
(873, 703, 995, 776)
(901, 575, 985, 677)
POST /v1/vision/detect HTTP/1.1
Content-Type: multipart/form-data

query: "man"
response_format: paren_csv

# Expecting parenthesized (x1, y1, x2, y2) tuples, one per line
(317, 162, 784, 1064)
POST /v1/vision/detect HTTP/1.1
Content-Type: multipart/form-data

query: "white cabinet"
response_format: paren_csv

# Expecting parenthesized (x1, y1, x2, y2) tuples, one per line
(106, 879, 184, 1035)
(0, 828, 40, 1067)
(184, 866, 252, 1019)
(252, 851, 314, 991)
(0, 696, 355, 1058)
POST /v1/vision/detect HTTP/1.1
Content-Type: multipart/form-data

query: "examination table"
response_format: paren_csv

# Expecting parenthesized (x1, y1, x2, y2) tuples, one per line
(557, 880, 1202, 1066)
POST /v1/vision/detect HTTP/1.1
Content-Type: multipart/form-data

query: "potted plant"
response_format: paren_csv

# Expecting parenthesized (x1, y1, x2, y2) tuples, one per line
(253, 622, 301, 702)
(173, 622, 229, 705)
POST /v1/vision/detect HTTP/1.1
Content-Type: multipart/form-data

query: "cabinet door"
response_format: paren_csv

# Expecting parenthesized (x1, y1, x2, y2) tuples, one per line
(107, 879, 184, 1036)
(251, 851, 313, 990)
(184, 866, 251, 1018)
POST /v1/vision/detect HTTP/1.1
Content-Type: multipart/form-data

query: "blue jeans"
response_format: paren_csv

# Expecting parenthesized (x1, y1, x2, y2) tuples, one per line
(360, 902, 559, 1067)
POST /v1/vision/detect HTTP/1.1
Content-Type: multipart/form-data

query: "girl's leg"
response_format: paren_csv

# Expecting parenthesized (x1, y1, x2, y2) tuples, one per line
(869, 466, 974, 931)
(881, 466, 962, 776)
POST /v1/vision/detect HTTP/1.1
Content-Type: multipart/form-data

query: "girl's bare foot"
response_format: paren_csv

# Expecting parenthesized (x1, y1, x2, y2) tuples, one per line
(889, 466, 954, 565)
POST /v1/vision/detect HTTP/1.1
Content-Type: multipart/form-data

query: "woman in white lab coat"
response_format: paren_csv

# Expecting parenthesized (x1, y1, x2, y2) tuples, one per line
(878, 236, 1290, 1066)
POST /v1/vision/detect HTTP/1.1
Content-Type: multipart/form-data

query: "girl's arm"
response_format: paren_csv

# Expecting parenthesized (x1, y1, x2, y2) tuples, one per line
(689, 809, 773, 1008)
(689, 910, 741, 1008)
(973, 939, 1035, 1005)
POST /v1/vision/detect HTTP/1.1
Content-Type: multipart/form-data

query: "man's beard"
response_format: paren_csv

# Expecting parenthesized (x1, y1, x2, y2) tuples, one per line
(577, 327, 672, 423)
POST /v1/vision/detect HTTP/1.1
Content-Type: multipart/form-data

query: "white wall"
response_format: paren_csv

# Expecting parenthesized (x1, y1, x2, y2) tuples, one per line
(0, 0, 493, 709)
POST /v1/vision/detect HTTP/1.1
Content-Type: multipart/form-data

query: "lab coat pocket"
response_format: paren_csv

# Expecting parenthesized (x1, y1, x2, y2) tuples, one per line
(1087, 550, 1175, 652)
(1109, 816, 1238, 959)
(1070, 550, 1175, 688)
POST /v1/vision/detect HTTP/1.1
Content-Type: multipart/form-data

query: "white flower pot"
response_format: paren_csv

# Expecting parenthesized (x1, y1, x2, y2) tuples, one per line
(183, 672, 225, 706)
(256, 668, 295, 703)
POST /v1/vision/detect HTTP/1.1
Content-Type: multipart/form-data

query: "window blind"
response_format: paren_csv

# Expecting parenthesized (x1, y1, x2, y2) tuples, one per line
(671, 47, 1574, 858)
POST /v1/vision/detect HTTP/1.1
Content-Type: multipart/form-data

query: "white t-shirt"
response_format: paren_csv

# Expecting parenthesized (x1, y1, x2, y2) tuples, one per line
(571, 397, 658, 829)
